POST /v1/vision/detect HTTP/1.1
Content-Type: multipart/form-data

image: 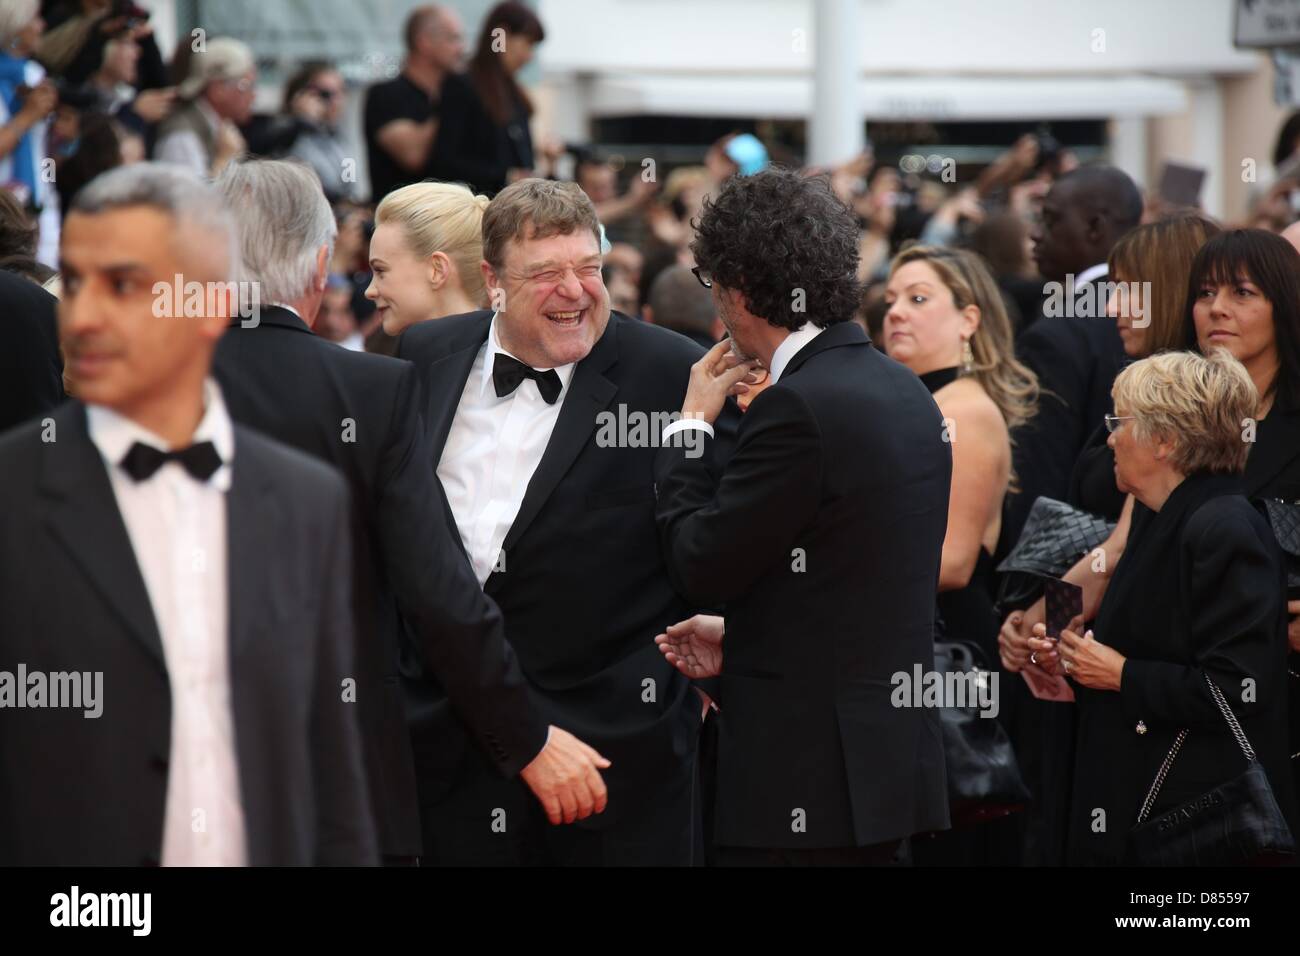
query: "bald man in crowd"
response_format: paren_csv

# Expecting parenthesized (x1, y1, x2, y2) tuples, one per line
(1003, 165, 1143, 553)
(643, 264, 723, 351)
(364, 4, 465, 201)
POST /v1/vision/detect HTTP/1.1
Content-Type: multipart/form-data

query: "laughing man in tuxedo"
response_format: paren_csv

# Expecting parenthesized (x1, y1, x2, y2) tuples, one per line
(654, 167, 952, 865)
(0, 163, 376, 865)
(212, 159, 609, 862)
(397, 178, 738, 865)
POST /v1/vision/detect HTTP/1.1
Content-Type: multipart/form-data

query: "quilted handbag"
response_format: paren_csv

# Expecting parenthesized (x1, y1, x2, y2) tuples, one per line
(996, 497, 1116, 611)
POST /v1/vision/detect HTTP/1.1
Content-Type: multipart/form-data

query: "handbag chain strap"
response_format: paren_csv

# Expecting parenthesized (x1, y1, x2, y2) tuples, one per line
(1136, 673, 1256, 824)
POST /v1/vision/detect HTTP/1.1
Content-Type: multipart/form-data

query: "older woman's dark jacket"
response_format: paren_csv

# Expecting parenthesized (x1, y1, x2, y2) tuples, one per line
(1068, 471, 1297, 865)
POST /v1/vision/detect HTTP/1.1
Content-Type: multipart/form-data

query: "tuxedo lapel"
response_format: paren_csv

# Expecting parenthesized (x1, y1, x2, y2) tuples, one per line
(423, 331, 489, 461)
(225, 429, 287, 656)
(495, 318, 620, 563)
(40, 403, 166, 672)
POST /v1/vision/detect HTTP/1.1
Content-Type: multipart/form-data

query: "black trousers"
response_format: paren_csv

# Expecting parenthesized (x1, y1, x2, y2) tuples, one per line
(418, 730, 700, 866)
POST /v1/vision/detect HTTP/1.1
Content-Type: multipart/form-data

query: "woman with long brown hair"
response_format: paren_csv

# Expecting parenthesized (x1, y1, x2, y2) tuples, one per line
(426, 1, 546, 196)
(884, 245, 1039, 660)
(883, 244, 1039, 865)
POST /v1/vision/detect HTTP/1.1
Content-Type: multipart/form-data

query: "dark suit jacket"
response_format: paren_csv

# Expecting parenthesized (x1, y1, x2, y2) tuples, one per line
(1247, 393, 1300, 502)
(1242, 394, 1300, 802)
(0, 402, 377, 865)
(1002, 277, 1127, 557)
(655, 322, 952, 849)
(214, 306, 545, 856)
(397, 310, 736, 837)
(1069, 472, 1298, 865)
(0, 269, 63, 435)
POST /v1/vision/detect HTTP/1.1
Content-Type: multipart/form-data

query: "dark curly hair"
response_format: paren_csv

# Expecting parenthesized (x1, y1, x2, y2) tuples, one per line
(691, 166, 861, 330)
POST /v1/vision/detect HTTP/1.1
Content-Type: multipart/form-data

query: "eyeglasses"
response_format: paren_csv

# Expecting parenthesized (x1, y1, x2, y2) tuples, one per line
(1103, 414, 1135, 433)
(691, 266, 713, 289)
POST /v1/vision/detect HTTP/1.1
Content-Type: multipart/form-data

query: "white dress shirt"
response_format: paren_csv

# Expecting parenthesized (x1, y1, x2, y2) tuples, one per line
(86, 379, 247, 867)
(768, 322, 825, 384)
(438, 315, 576, 585)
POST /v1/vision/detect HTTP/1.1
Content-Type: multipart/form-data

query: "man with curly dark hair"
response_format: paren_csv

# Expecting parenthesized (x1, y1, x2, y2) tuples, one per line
(653, 166, 954, 865)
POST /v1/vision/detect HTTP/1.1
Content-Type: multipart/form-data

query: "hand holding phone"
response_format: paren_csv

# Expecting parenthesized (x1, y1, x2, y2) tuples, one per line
(1043, 578, 1083, 641)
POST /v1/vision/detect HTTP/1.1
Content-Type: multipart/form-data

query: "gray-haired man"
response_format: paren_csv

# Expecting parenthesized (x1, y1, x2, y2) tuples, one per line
(0, 162, 376, 864)
(212, 158, 607, 864)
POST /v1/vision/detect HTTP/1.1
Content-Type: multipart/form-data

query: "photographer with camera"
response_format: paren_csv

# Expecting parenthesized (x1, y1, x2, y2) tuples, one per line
(0, 1, 58, 263)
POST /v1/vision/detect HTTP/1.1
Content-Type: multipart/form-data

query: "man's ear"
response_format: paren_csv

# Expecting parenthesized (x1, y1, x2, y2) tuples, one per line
(1086, 211, 1108, 246)
(315, 245, 330, 292)
(481, 258, 505, 311)
(728, 287, 757, 324)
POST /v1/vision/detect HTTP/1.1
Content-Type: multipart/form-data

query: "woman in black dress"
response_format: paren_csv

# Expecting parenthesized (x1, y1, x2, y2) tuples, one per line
(1029, 349, 1297, 864)
(884, 246, 1039, 663)
(427, 2, 546, 197)
(883, 246, 1039, 864)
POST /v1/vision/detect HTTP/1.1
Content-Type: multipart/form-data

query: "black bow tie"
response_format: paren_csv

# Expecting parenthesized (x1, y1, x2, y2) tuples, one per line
(492, 353, 562, 405)
(120, 441, 223, 483)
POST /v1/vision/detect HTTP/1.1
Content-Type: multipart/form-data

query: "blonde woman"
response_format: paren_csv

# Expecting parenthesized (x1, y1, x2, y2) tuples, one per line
(366, 181, 490, 335)
(883, 244, 1038, 659)
(1027, 350, 1297, 865)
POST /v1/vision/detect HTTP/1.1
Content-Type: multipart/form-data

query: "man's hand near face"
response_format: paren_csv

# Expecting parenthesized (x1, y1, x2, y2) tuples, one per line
(681, 339, 759, 425)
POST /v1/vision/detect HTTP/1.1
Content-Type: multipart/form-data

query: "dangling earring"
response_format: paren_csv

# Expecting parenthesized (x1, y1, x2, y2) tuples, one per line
(961, 338, 975, 375)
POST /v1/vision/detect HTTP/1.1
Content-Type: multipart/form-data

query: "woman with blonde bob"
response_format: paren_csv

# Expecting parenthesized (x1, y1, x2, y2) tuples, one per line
(1027, 350, 1297, 865)
(1001, 213, 1223, 672)
(366, 181, 491, 335)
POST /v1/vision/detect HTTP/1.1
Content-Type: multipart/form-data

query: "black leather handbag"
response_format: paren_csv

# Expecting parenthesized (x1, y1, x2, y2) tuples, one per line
(932, 640, 1031, 827)
(996, 497, 1116, 611)
(1125, 672, 1296, 866)
(1260, 498, 1300, 594)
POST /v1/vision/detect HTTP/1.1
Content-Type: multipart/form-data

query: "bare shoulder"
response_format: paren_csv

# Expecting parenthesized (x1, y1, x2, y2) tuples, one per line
(935, 378, 1007, 437)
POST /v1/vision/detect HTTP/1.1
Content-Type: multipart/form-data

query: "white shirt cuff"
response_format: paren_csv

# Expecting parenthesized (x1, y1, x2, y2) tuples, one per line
(661, 418, 714, 442)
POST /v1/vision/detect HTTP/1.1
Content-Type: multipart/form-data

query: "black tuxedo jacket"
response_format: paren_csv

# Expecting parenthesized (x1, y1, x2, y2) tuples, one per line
(0, 268, 64, 435)
(0, 402, 377, 865)
(397, 310, 736, 829)
(1002, 278, 1127, 557)
(655, 322, 953, 849)
(1070, 472, 1297, 864)
(214, 306, 545, 856)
